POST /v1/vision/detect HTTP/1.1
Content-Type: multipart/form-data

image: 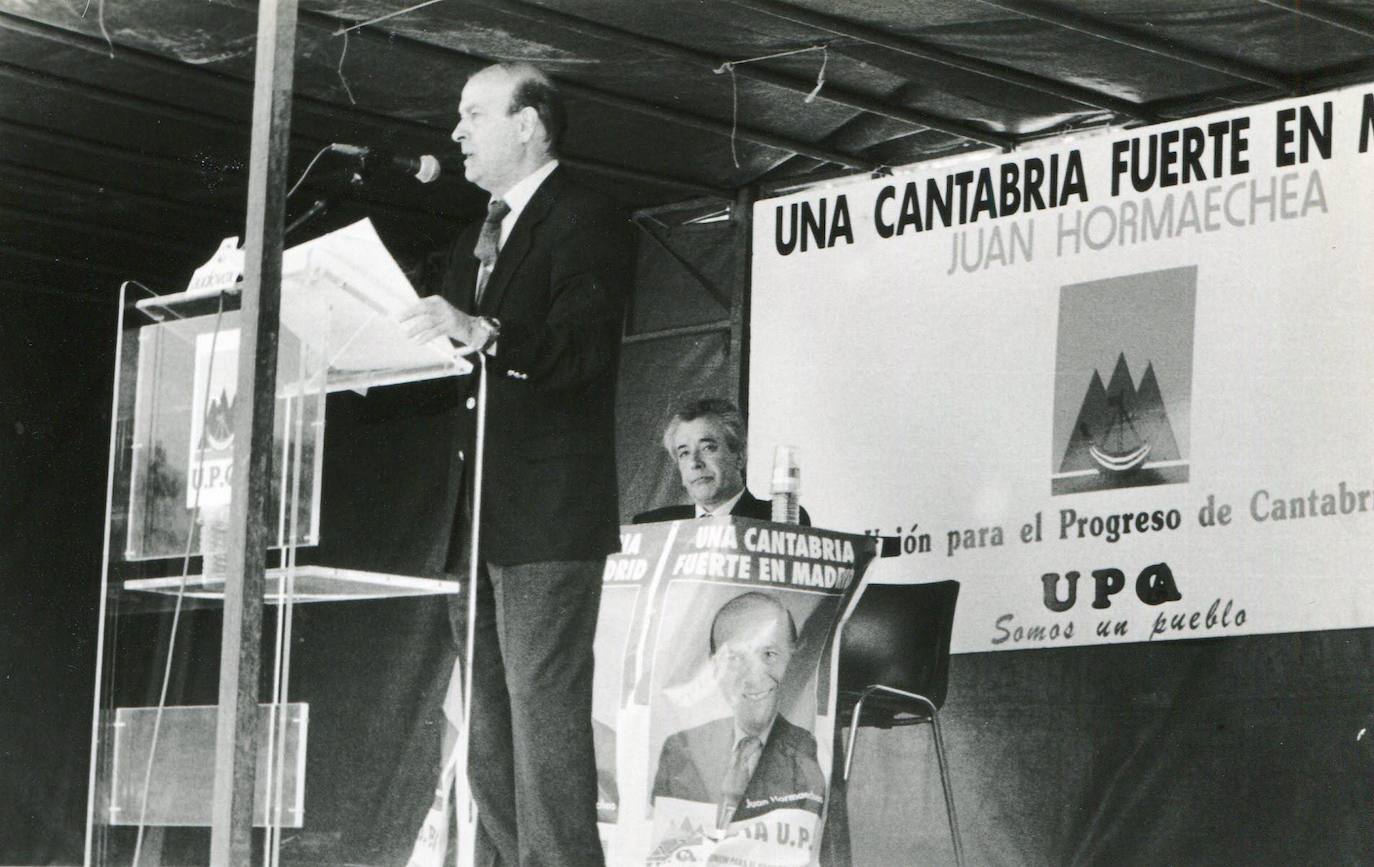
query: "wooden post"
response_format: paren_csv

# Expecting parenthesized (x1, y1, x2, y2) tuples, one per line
(728, 186, 755, 415)
(209, 1, 297, 864)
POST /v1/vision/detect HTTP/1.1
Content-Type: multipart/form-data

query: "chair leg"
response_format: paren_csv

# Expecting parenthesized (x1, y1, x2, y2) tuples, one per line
(866, 686, 964, 867)
(843, 687, 878, 782)
(927, 709, 964, 867)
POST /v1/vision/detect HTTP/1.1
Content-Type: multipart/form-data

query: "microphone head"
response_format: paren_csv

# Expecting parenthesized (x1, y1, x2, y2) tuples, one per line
(329, 142, 367, 158)
(414, 154, 441, 184)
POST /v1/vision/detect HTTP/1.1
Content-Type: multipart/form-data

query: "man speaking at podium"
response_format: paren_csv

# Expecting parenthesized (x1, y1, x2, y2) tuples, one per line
(400, 62, 631, 866)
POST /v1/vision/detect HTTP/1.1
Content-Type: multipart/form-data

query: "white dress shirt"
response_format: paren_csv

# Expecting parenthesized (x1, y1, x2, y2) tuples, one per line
(473, 158, 559, 354)
(475, 158, 559, 291)
(696, 488, 746, 518)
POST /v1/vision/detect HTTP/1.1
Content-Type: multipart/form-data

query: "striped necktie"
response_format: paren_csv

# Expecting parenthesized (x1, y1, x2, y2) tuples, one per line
(472, 198, 510, 305)
(716, 734, 762, 829)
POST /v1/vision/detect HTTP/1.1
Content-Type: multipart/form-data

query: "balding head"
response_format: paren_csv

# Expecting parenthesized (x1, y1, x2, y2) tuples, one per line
(709, 592, 797, 737)
(709, 592, 797, 655)
(452, 62, 565, 196)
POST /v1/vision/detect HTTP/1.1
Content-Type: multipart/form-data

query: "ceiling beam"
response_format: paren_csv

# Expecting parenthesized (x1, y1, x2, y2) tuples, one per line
(0, 6, 713, 202)
(207, 0, 874, 172)
(1145, 54, 1374, 117)
(632, 217, 732, 310)
(450, 0, 1014, 149)
(0, 247, 184, 286)
(0, 202, 206, 253)
(0, 278, 119, 306)
(559, 156, 731, 199)
(549, 77, 878, 171)
(0, 9, 412, 142)
(0, 156, 435, 251)
(969, 0, 1292, 92)
(0, 5, 773, 179)
(0, 9, 447, 173)
(0, 113, 196, 177)
(0, 59, 248, 137)
(748, 82, 965, 186)
(0, 116, 461, 233)
(719, 0, 1155, 123)
(0, 159, 212, 224)
(1251, 0, 1374, 41)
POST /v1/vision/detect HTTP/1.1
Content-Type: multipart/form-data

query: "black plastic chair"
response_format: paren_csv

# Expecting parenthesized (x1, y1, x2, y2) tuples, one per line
(837, 580, 963, 866)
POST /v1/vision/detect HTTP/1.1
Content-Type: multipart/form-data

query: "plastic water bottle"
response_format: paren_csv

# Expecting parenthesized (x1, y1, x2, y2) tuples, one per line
(770, 445, 801, 524)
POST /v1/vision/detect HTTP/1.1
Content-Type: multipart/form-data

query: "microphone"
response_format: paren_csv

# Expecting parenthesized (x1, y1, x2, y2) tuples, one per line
(328, 143, 441, 184)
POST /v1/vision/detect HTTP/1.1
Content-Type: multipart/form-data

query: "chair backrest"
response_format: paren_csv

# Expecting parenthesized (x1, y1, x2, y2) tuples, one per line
(837, 580, 960, 717)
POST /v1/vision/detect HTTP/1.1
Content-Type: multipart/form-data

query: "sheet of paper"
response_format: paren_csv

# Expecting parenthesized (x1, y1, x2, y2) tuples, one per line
(280, 218, 472, 386)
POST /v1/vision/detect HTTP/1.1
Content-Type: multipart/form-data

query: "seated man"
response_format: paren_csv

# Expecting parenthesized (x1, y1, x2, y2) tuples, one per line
(634, 397, 810, 525)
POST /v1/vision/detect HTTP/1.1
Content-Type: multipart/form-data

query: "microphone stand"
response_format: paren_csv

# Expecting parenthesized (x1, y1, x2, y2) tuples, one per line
(284, 162, 369, 240)
(285, 197, 330, 238)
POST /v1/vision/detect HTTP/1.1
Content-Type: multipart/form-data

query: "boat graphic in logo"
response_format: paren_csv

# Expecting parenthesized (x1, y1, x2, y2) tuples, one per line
(1051, 267, 1195, 495)
(1056, 353, 1186, 493)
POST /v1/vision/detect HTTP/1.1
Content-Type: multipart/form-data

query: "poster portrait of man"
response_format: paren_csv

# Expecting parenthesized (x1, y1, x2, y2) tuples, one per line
(647, 589, 830, 863)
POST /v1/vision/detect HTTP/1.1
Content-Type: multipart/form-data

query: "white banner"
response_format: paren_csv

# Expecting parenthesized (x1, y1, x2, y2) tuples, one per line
(748, 86, 1374, 653)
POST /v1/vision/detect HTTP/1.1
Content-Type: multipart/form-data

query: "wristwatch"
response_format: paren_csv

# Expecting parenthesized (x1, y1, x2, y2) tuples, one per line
(473, 316, 501, 353)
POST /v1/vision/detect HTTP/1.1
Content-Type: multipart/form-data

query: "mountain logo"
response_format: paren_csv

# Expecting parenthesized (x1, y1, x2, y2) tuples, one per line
(203, 388, 235, 451)
(187, 328, 240, 510)
(1055, 353, 1188, 493)
(1051, 267, 1195, 496)
(646, 815, 712, 863)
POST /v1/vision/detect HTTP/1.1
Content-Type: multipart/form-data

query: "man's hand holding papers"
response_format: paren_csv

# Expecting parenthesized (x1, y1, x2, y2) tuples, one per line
(278, 218, 472, 388)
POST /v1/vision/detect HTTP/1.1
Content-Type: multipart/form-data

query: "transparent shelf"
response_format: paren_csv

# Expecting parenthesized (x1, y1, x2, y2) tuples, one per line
(122, 565, 461, 604)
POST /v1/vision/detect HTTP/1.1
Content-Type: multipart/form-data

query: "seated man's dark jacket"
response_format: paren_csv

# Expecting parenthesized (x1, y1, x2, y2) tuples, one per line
(633, 489, 811, 526)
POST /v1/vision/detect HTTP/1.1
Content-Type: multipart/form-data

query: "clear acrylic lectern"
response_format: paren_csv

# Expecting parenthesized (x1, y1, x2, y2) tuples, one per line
(86, 224, 470, 866)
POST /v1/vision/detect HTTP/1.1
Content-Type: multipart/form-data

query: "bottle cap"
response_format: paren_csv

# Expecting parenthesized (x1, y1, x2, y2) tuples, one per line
(770, 445, 800, 493)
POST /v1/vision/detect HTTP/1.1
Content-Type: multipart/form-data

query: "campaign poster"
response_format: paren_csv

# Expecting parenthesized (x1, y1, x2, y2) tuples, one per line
(599, 519, 874, 867)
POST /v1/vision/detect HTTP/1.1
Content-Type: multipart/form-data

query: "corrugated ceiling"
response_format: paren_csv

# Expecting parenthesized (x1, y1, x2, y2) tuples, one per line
(0, 0, 1370, 299)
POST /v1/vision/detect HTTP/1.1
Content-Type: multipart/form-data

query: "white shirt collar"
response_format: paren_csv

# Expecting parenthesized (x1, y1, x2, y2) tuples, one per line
(696, 487, 746, 519)
(733, 715, 776, 750)
(494, 158, 558, 247)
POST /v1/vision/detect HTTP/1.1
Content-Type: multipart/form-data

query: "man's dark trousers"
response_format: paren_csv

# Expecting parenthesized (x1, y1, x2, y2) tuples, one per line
(467, 557, 605, 867)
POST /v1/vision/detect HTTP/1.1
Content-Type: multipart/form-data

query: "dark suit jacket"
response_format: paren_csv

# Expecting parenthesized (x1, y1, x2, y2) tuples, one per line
(651, 714, 826, 820)
(633, 489, 811, 527)
(424, 167, 633, 565)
